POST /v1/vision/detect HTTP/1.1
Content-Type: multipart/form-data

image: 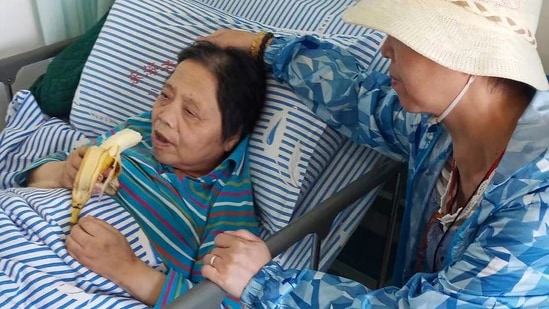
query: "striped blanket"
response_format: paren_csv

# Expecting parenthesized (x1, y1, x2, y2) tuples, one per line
(0, 91, 159, 308)
(0, 187, 159, 308)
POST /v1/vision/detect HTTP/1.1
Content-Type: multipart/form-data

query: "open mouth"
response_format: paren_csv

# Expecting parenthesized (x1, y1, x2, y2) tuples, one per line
(154, 130, 172, 146)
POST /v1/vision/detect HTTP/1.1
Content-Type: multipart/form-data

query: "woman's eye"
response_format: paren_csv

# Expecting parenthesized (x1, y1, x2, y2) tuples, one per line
(184, 109, 196, 117)
(159, 91, 168, 100)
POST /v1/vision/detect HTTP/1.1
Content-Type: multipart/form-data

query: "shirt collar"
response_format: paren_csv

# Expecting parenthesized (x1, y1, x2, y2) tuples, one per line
(191, 135, 249, 186)
(223, 135, 249, 176)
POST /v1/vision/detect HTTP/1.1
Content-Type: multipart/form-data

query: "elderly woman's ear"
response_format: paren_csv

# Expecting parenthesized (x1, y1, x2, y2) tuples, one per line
(223, 133, 241, 153)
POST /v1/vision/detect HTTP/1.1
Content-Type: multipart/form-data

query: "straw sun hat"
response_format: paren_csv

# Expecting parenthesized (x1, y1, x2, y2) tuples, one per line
(342, 0, 549, 90)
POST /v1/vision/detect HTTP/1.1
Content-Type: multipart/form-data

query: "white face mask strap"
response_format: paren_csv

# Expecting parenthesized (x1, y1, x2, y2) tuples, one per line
(434, 75, 476, 123)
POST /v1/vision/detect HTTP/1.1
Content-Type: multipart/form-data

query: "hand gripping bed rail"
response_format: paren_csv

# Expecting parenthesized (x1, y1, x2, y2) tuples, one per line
(0, 38, 76, 102)
(163, 157, 403, 309)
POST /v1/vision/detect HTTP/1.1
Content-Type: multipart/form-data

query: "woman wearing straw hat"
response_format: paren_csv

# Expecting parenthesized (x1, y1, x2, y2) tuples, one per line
(201, 0, 549, 307)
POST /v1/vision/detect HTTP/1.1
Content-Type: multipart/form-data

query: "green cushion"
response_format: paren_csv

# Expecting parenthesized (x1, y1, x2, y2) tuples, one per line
(30, 13, 108, 118)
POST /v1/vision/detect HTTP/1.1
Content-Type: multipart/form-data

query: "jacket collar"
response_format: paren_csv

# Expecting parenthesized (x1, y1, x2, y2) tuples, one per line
(490, 91, 549, 201)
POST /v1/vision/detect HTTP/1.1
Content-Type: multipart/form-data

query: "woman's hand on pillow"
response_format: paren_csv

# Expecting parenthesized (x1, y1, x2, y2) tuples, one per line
(200, 29, 256, 51)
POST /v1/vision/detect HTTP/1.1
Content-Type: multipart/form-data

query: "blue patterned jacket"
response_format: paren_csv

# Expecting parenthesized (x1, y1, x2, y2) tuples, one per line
(240, 35, 549, 308)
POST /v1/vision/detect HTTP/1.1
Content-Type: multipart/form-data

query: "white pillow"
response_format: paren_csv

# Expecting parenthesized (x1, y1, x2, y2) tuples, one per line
(70, 0, 388, 233)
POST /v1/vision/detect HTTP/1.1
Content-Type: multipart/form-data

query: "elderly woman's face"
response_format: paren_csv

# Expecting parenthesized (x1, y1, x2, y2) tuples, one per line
(381, 36, 470, 116)
(151, 59, 238, 177)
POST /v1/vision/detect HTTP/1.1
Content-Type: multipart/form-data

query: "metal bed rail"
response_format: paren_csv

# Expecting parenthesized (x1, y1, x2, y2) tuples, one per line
(164, 157, 404, 309)
(0, 38, 76, 102)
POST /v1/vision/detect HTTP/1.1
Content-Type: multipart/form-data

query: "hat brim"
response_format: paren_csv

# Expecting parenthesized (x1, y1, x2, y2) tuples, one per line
(342, 0, 549, 90)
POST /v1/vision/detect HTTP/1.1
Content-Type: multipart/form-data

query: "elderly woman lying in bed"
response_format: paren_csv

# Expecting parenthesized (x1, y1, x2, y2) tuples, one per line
(14, 41, 266, 308)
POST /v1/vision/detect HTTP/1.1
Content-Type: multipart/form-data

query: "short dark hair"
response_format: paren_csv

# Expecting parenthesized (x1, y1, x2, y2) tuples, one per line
(177, 41, 266, 142)
(487, 77, 536, 102)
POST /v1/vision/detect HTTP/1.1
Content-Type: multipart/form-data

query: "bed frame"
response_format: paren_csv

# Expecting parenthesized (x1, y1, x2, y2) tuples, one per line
(0, 42, 405, 309)
(0, 38, 75, 103)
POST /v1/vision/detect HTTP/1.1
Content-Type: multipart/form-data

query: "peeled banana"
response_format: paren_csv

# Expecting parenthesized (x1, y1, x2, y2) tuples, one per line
(70, 128, 142, 225)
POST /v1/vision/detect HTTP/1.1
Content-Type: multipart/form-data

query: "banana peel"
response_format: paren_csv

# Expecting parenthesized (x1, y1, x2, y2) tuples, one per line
(70, 128, 142, 225)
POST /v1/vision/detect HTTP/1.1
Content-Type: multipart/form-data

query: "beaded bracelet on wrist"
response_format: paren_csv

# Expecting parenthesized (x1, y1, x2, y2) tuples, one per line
(250, 31, 274, 58)
(257, 32, 274, 59)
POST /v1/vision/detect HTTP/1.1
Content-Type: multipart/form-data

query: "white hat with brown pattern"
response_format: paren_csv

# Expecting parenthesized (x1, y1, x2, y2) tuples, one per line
(342, 0, 549, 90)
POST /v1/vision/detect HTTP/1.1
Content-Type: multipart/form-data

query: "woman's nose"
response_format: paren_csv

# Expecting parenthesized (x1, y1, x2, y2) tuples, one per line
(380, 36, 393, 59)
(157, 105, 177, 128)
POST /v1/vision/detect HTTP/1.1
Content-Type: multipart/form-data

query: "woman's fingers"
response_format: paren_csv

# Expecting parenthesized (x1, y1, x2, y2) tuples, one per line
(202, 252, 248, 299)
(68, 222, 93, 246)
(69, 146, 87, 169)
(61, 146, 88, 189)
(224, 229, 262, 241)
(214, 229, 261, 248)
(78, 216, 107, 236)
(202, 233, 272, 298)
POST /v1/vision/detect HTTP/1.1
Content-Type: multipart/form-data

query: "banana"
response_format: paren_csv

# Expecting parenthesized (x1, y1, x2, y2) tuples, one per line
(70, 128, 142, 225)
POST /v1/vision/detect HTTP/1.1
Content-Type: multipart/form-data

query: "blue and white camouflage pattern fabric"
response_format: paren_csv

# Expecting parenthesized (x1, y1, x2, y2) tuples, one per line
(240, 35, 549, 308)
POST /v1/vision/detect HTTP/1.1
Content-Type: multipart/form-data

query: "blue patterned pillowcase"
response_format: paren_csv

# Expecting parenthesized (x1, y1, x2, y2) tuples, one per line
(70, 0, 389, 233)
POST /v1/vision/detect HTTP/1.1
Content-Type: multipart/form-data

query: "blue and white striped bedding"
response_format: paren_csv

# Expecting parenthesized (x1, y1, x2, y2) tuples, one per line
(0, 91, 163, 308)
(71, 0, 390, 271)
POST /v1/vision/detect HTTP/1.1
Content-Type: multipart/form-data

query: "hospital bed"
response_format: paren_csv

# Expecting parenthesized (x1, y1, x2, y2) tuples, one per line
(0, 0, 403, 307)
